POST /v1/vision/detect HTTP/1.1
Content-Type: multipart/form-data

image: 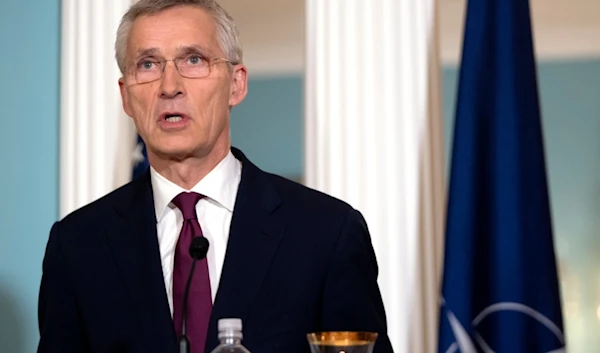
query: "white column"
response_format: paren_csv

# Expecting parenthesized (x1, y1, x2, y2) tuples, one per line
(60, 0, 136, 218)
(305, 1, 445, 352)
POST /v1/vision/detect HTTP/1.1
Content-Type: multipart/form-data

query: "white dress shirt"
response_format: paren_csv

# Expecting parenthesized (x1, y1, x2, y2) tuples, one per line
(150, 151, 242, 315)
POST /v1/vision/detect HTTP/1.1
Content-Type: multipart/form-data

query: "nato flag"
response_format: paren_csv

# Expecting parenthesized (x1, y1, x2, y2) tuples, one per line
(132, 134, 149, 180)
(437, 0, 566, 352)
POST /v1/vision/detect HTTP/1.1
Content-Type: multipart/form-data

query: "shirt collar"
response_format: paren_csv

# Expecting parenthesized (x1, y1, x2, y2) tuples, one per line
(150, 151, 242, 222)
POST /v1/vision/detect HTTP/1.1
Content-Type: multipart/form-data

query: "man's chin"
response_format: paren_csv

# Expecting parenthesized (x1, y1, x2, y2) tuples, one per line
(152, 146, 207, 162)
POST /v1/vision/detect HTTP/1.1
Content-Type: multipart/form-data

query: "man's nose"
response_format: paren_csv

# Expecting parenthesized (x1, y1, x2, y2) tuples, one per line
(159, 61, 184, 98)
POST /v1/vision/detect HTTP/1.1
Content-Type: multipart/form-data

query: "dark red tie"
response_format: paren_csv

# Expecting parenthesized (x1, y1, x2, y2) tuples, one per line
(172, 192, 212, 353)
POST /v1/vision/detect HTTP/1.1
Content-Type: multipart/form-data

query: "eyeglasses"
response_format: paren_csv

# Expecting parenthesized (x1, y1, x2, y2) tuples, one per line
(126, 54, 233, 85)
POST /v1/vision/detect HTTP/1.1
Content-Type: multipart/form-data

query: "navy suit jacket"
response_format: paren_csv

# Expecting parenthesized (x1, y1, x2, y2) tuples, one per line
(38, 148, 394, 353)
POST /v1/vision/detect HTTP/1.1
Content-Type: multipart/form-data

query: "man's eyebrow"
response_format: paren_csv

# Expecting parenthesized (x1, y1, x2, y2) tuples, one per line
(133, 45, 214, 60)
(134, 47, 161, 59)
(176, 45, 212, 56)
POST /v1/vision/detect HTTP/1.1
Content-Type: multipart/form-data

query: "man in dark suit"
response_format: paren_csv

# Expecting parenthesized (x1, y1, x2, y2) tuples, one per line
(37, 1, 394, 353)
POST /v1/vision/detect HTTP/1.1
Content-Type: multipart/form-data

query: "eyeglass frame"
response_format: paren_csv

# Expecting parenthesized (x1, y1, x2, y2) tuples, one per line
(124, 54, 236, 85)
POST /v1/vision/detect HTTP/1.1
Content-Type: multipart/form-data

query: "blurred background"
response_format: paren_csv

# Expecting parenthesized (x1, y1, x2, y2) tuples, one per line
(225, 1, 600, 349)
(1, 0, 598, 352)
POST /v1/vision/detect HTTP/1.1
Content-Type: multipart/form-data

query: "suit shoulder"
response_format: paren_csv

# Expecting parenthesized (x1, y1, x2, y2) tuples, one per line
(265, 173, 356, 216)
(58, 178, 143, 230)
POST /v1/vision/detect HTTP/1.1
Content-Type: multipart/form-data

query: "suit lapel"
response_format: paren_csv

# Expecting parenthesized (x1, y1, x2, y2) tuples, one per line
(107, 172, 176, 353)
(103, 149, 284, 353)
(206, 148, 285, 351)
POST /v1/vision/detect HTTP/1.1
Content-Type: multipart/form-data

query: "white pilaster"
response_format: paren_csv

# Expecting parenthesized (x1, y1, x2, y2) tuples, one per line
(60, 0, 135, 218)
(305, 1, 445, 352)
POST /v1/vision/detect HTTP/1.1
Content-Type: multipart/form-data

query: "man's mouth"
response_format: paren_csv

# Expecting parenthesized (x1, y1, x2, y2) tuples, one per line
(159, 112, 188, 122)
(165, 114, 183, 123)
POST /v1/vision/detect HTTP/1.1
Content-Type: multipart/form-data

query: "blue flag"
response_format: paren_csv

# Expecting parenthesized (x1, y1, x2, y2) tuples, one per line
(437, 0, 565, 352)
(132, 134, 149, 180)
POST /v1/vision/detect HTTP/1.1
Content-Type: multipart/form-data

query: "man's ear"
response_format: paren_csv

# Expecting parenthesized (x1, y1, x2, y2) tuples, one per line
(118, 77, 134, 117)
(229, 64, 248, 107)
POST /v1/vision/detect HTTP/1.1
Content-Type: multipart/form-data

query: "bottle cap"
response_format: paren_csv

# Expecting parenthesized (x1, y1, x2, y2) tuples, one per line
(218, 318, 242, 332)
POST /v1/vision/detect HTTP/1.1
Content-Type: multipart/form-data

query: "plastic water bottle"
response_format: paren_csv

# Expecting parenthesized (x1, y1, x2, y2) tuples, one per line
(210, 318, 251, 353)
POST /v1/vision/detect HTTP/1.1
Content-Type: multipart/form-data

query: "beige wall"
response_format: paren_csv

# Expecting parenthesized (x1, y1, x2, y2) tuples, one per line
(219, 0, 600, 76)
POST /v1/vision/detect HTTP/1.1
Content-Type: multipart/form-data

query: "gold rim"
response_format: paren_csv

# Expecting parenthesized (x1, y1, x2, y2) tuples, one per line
(307, 331, 378, 346)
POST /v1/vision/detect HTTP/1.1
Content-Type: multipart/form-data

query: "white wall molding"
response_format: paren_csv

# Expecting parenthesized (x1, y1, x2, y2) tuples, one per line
(305, 0, 446, 352)
(60, 0, 135, 218)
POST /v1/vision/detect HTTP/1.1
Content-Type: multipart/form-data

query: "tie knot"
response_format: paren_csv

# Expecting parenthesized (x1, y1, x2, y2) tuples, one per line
(172, 192, 203, 220)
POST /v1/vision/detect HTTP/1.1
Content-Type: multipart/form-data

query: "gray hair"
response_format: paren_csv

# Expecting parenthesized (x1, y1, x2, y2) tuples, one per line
(115, 0, 243, 75)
